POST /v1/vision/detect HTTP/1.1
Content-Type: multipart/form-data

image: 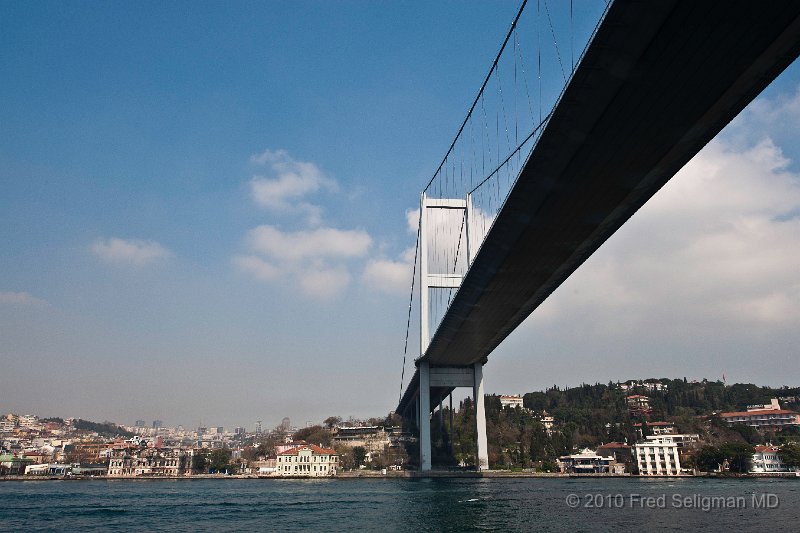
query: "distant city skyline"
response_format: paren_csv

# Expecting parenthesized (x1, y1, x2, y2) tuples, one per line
(2, 1, 800, 430)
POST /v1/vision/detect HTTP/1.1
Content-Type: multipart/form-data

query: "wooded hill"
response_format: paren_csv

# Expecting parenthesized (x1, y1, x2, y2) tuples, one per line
(423, 379, 800, 470)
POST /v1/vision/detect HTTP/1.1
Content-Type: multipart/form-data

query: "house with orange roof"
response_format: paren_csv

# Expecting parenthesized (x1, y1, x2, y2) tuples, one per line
(751, 445, 799, 473)
(720, 399, 800, 430)
(276, 444, 338, 477)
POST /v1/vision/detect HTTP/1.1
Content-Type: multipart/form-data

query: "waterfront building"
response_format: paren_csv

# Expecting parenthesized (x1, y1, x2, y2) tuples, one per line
(277, 444, 338, 477)
(71, 463, 108, 476)
(252, 458, 277, 475)
(24, 463, 51, 475)
(276, 440, 307, 455)
(634, 435, 684, 476)
(107, 448, 192, 477)
(751, 445, 800, 473)
(0, 453, 33, 475)
(557, 449, 625, 474)
(596, 442, 633, 469)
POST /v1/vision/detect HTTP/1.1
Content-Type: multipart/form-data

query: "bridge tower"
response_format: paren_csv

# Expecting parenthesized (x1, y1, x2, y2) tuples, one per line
(417, 192, 489, 472)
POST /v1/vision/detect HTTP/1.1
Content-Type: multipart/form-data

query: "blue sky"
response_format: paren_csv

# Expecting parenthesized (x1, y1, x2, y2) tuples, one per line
(2, 1, 799, 430)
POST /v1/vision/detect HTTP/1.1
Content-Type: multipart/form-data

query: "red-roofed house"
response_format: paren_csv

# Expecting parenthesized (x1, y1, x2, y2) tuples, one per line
(720, 399, 800, 430)
(276, 440, 307, 455)
(751, 445, 799, 473)
(277, 444, 338, 477)
(626, 395, 652, 418)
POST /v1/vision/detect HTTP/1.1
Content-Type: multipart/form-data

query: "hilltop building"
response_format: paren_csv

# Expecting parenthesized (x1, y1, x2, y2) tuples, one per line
(719, 399, 800, 430)
(499, 395, 524, 409)
(618, 380, 668, 392)
(634, 421, 675, 436)
(626, 395, 652, 418)
(332, 426, 391, 453)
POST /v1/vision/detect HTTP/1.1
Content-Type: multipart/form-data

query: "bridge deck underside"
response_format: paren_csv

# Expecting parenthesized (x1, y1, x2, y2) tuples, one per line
(398, 0, 800, 417)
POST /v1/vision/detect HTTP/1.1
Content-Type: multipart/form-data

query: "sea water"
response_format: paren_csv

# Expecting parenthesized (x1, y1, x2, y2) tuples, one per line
(1, 477, 798, 532)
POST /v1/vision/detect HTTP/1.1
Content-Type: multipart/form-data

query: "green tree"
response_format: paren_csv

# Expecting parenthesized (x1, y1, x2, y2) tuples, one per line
(193, 453, 207, 473)
(693, 446, 726, 472)
(780, 442, 800, 468)
(721, 442, 754, 473)
(324, 416, 342, 429)
(729, 423, 763, 445)
(293, 425, 333, 446)
(208, 449, 232, 473)
(335, 445, 355, 470)
(353, 446, 367, 468)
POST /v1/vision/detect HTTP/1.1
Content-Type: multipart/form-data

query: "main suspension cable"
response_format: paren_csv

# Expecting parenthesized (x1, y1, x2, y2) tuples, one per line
(423, 0, 529, 193)
(399, 218, 421, 404)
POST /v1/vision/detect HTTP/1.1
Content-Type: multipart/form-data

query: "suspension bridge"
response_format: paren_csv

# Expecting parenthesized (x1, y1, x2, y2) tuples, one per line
(395, 0, 800, 472)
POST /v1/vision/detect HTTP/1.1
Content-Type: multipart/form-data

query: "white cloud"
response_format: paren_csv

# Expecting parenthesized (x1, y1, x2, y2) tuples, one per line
(236, 149, 373, 299)
(247, 225, 371, 261)
(237, 225, 371, 298)
(232, 255, 281, 282)
(0, 291, 49, 306)
(534, 123, 800, 334)
(729, 84, 800, 150)
(363, 252, 414, 295)
(299, 265, 351, 300)
(406, 208, 419, 234)
(249, 148, 336, 225)
(92, 238, 171, 266)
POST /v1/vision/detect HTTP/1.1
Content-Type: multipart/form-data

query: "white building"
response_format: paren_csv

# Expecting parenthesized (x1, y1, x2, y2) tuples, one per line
(276, 444, 338, 477)
(720, 399, 800, 430)
(18, 415, 39, 428)
(634, 435, 684, 476)
(751, 445, 799, 473)
(634, 421, 676, 436)
(618, 381, 668, 392)
(626, 395, 651, 410)
(666, 434, 700, 449)
(276, 440, 308, 455)
(558, 449, 624, 474)
(538, 411, 554, 435)
(107, 449, 191, 477)
(499, 395, 524, 409)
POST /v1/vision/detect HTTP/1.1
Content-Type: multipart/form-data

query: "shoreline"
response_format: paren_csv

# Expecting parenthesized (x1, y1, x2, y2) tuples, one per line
(2, 471, 798, 481)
